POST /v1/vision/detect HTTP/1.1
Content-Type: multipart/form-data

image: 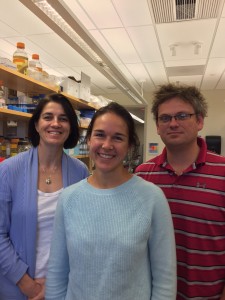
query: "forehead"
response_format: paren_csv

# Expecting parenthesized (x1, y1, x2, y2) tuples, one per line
(158, 97, 194, 114)
(41, 102, 66, 114)
(93, 112, 128, 134)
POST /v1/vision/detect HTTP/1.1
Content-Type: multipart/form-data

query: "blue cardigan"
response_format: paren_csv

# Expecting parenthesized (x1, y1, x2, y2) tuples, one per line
(0, 147, 89, 300)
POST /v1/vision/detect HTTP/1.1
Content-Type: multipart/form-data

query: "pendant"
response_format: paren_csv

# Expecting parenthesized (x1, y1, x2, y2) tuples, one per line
(45, 177, 52, 185)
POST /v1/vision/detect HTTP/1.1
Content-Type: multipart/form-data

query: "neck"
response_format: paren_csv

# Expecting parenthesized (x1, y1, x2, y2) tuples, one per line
(166, 141, 200, 174)
(88, 168, 132, 189)
(37, 144, 63, 168)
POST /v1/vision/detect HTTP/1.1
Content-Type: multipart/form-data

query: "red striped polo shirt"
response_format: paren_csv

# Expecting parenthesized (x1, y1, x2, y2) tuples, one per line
(135, 137, 225, 300)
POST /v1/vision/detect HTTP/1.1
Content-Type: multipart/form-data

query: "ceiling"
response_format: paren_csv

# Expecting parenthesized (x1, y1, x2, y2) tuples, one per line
(1, 0, 225, 121)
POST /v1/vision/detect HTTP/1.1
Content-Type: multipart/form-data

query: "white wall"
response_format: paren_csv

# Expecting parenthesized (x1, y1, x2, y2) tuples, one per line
(144, 89, 225, 161)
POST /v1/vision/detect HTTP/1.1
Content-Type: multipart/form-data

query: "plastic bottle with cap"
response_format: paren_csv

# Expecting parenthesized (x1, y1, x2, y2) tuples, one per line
(27, 53, 43, 81)
(13, 42, 28, 74)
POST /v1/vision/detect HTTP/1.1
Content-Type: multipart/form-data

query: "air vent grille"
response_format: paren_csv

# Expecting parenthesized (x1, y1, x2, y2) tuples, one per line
(149, 0, 222, 23)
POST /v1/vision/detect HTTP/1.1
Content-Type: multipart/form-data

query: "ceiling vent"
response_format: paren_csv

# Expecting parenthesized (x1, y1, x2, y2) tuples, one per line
(149, 0, 222, 24)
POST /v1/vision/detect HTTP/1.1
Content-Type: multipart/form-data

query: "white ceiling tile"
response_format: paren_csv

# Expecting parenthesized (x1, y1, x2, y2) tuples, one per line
(127, 25, 162, 62)
(145, 62, 168, 86)
(1, 0, 51, 35)
(0, 39, 18, 60)
(202, 58, 225, 90)
(157, 20, 217, 61)
(0, 20, 18, 37)
(216, 71, 225, 89)
(61, 0, 96, 30)
(89, 30, 122, 64)
(125, 63, 154, 91)
(113, 0, 153, 26)
(101, 28, 141, 63)
(116, 64, 144, 91)
(75, 0, 122, 28)
(210, 18, 225, 57)
(169, 75, 202, 88)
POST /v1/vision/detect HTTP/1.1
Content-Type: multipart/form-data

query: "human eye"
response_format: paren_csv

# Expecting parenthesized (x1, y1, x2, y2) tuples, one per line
(59, 115, 69, 122)
(114, 135, 123, 141)
(158, 115, 171, 123)
(42, 114, 52, 121)
(176, 113, 189, 120)
(93, 131, 105, 138)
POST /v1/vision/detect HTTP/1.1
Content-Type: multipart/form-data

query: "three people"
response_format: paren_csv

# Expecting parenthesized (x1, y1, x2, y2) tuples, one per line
(0, 93, 89, 299)
(136, 83, 225, 300)
(46, 102, 177, 300)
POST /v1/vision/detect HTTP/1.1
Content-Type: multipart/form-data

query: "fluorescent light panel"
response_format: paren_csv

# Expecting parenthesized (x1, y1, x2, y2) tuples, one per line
(129, 112, 145, 124)
(21, 0, 147, 105)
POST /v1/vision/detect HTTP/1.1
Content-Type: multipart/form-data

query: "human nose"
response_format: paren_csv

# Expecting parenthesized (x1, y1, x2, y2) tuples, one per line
(169, 116, 179, 125)
(51, 117, 61, 126)
(102, 138, 113, 150)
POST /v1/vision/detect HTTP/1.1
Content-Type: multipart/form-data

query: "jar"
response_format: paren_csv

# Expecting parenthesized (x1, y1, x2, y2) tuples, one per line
(17, 139, 31, 153)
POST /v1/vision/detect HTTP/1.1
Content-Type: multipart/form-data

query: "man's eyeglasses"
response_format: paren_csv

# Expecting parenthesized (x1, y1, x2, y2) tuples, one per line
(158, 113, 196, 124)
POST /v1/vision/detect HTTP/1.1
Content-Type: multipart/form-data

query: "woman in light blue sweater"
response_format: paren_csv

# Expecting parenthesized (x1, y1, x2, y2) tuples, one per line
(46, 102, 177, 300)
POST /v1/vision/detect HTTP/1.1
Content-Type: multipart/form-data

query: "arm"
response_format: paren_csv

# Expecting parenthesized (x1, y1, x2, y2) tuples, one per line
(149, 188, 177, 300)
(45, 194, 69, 299)
(0, 163, 29, 285)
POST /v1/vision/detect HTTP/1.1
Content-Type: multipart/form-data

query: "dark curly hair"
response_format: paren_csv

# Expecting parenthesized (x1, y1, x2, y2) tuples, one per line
(28, 93, 80, 149)
(151, 83, 208, 121)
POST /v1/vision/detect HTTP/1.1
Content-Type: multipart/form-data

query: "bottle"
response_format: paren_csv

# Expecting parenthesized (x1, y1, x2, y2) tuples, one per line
(27, 54, 42, 81)
(13, 42, 28, 74)
(0, 80, 7, 107)
(2, 138, 10, 158)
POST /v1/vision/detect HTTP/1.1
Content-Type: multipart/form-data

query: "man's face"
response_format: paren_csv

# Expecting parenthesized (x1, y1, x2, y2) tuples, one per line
(156, 97, 204, 149)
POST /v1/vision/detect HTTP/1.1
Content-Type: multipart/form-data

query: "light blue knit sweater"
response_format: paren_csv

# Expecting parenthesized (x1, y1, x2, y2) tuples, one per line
(46, 175, 176, 300)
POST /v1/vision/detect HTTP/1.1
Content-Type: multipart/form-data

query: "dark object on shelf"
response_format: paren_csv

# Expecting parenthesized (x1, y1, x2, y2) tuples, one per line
(205, 135, 221, 154)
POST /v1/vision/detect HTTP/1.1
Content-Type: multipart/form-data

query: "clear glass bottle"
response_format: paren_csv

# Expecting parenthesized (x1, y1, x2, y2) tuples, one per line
(27, 54, 42, 80)
(30, 54, 42, 71)
(13, 42, 28, 74)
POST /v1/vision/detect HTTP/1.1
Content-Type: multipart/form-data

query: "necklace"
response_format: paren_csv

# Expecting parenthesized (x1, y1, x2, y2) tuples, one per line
(41, 166, 57, 185)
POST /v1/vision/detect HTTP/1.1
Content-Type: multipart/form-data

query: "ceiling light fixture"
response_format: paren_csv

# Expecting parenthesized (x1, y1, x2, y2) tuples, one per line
(129, 112, 145, 124)
(19, 0, 148, 105)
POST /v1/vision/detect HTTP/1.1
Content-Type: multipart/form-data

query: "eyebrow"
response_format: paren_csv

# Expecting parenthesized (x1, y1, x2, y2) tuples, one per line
(93, 129, 127, 137)
(41, 112, 68, 117)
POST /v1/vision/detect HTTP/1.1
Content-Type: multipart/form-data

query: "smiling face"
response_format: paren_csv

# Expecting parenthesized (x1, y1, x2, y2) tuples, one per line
(88, 112, 130, 176)
(156, 97, 204, 149)
(35, 101, 71, 148)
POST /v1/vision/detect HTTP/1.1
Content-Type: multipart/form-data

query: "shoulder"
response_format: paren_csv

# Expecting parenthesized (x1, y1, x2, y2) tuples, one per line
(0, 150, 29, 172)
(62, 178, 87, 197)
(206, 150, 225, 163)
(63, 153, 89, 174)
(132, 175, 165, 197)
(135, 155, 161, 173)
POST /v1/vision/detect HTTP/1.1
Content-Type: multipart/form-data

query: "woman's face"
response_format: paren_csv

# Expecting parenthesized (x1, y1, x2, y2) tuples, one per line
(35, 101, 71, 148)
(88, 112, 130, 175)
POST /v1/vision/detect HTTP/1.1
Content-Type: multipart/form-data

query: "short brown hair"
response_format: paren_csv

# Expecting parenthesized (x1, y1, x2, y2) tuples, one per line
(151, 83, 208, 121)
